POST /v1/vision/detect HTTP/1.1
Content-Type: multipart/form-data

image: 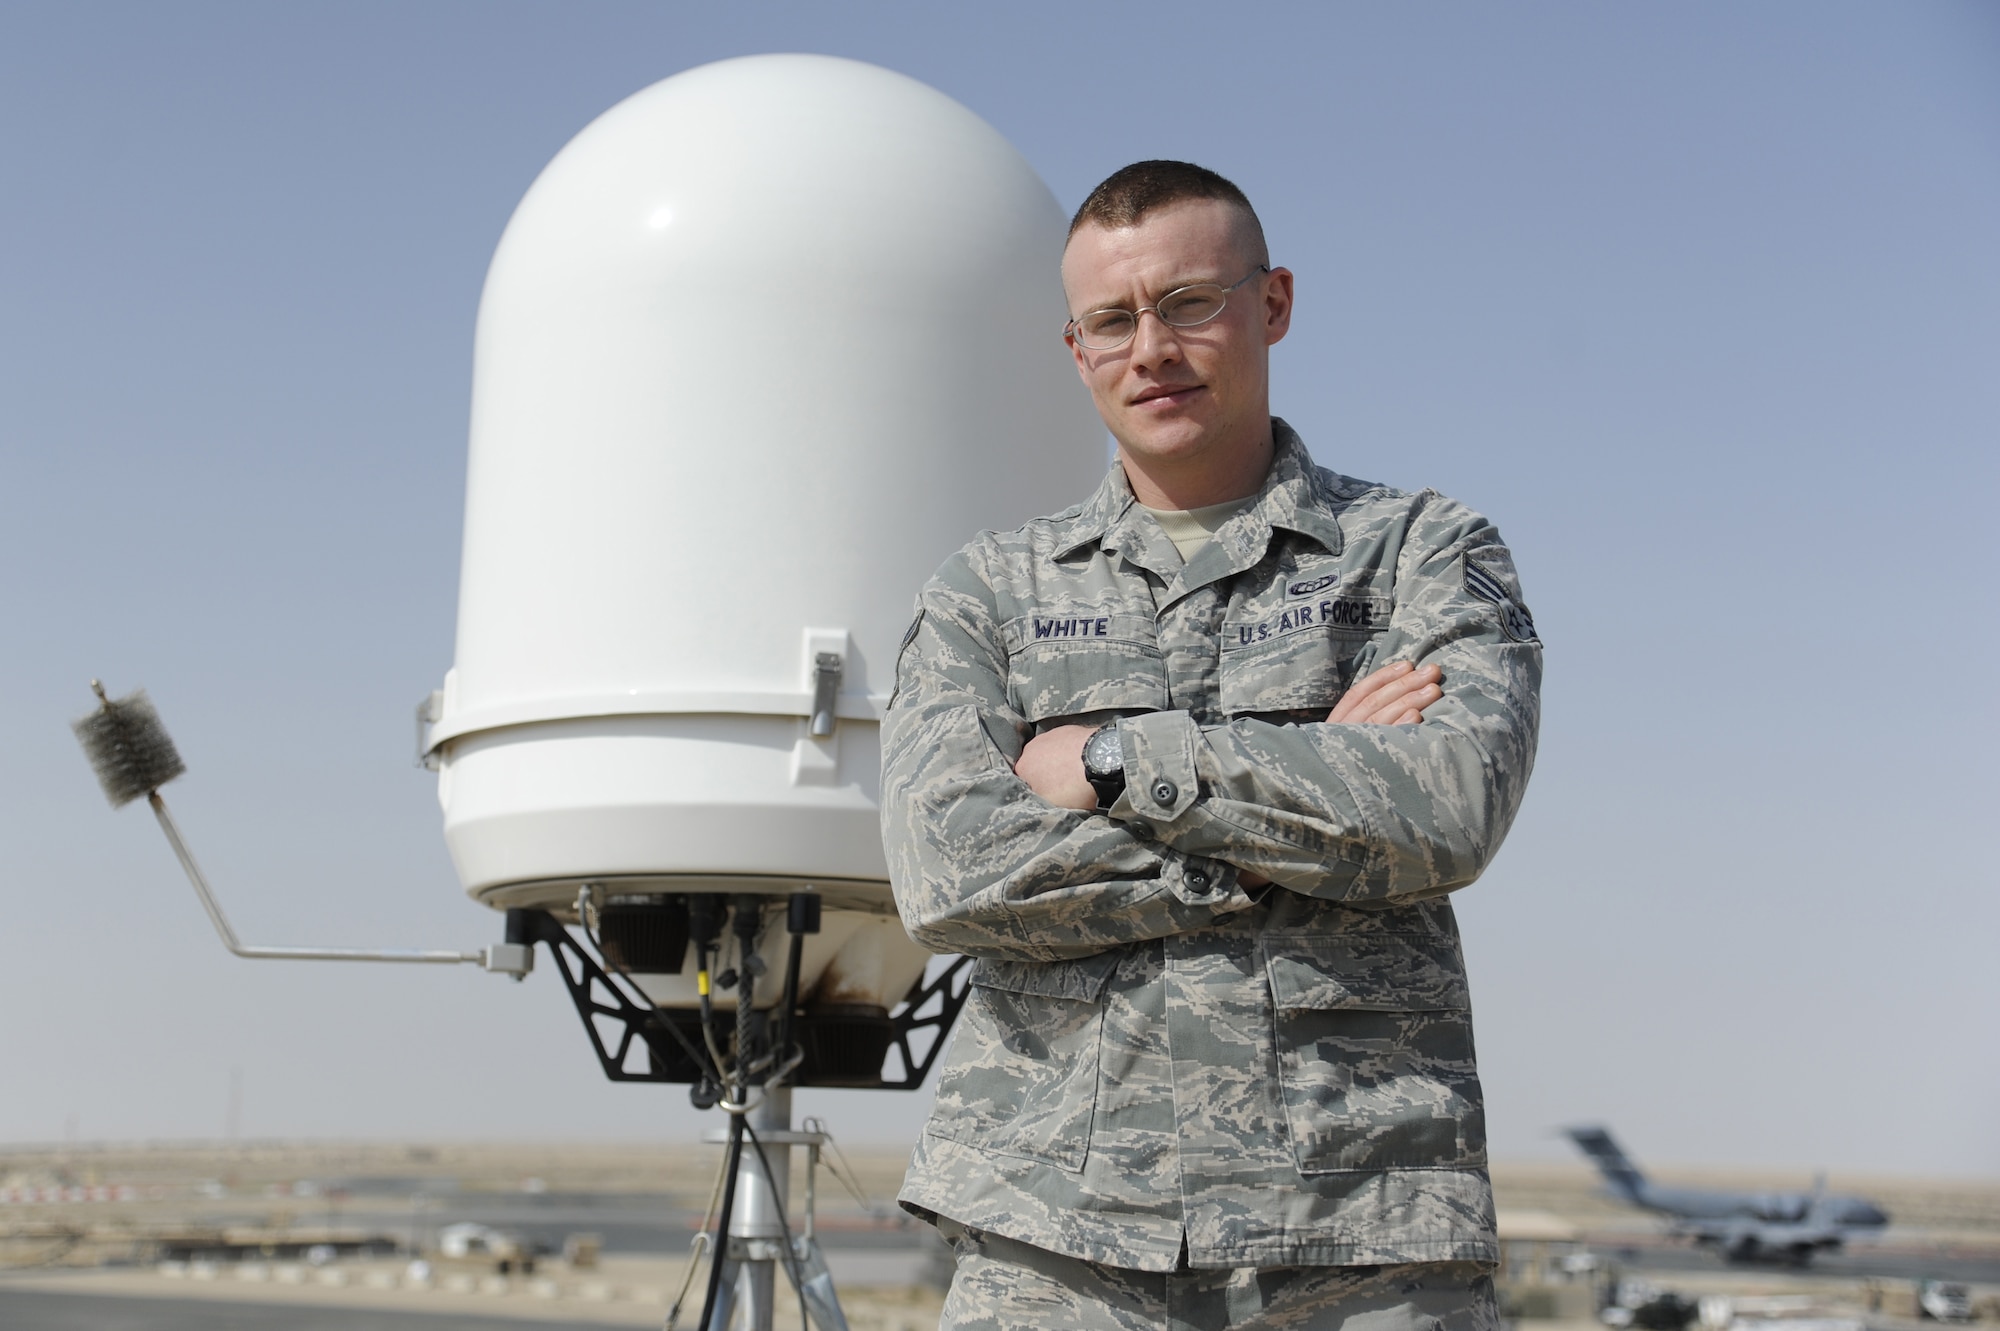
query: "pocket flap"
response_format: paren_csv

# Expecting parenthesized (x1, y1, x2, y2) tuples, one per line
(1005, 627, 1168, 723)
(1218, 627, 1356, 716)
(1264, 934, 1468, 1012)
(971, 952, 1121, 1003)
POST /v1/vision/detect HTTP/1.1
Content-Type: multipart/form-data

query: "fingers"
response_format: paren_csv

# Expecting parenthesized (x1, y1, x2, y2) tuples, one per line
(1327, 660, 1413, 721)
(1342, 693, 1436, 725)
(1365, 681, 1439, 724)
(1328, 661, 1443, 725)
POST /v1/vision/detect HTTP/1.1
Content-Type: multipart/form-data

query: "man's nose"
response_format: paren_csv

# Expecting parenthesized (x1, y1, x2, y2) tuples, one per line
(1127, 308, 1183, 368)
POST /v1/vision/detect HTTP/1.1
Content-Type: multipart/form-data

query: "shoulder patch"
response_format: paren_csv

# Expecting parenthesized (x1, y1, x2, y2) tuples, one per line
(1464, 552, 1539, 644)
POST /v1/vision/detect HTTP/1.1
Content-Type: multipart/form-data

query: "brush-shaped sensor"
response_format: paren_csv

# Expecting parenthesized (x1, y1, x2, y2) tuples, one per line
(73, 686, 186, 807)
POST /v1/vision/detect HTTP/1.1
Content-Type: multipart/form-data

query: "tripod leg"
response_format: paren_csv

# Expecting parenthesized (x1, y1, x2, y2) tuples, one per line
(703, 1255, 740, 1331)
(788, 1234, 852, 1331)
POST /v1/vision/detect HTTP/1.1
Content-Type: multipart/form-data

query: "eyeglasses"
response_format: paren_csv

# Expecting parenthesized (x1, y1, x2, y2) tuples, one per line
(1065, 266, 1270, 350)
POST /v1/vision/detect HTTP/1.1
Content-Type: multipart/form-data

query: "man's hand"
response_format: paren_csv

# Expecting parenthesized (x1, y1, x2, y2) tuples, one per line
(1014, 723, 1099, 811)
(1328, 661, 1442, 726)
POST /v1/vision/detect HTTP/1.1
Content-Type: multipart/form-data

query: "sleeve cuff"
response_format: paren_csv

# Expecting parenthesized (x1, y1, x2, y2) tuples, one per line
(1104, 713, 1250, 910)
(1113, 710, 1201, 822)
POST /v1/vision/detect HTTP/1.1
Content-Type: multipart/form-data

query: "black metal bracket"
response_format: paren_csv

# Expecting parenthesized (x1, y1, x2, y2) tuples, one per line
(513, 907, 973, 1092)
(511, 908, 694, 1083)
(879, 954, 974, 1090)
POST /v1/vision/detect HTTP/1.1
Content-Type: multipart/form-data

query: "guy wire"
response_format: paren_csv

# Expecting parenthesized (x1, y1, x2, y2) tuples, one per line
(801, 1116, 885, 1219)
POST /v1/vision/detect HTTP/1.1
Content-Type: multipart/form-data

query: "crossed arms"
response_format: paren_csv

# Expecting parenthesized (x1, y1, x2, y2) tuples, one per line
(881, 504, 1542, 962)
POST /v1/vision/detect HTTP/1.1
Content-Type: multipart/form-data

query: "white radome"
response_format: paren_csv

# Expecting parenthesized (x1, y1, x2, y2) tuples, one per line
(424, 55, 1103, 1007)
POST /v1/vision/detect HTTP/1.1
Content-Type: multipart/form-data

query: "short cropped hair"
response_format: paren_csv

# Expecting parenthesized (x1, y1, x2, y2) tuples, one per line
(1067, 160, 1268, 261)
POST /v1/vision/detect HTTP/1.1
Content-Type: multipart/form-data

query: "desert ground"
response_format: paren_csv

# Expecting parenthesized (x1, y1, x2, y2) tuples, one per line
(2, 1139, 1995, 1328)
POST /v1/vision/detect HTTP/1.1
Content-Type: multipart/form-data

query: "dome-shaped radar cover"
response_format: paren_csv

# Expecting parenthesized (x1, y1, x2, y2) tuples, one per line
(435, 57, 1104, 901)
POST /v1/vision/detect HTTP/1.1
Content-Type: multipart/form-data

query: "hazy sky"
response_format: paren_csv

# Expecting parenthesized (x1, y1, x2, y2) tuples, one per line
(3, 3, 1995, 1181)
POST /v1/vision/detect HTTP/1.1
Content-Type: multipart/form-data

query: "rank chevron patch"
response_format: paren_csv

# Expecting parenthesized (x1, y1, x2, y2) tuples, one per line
(1463, 552, 1539, 644)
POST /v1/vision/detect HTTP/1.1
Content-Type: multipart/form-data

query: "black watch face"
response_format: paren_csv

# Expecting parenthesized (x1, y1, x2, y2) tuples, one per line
(1084, 726, 1123, 778)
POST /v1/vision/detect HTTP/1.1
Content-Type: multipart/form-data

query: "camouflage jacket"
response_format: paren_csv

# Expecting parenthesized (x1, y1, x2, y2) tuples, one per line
(882, 421, 1542, 1272)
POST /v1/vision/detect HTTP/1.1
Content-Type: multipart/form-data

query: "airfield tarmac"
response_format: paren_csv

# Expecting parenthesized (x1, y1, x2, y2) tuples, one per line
(2, 1142, 1995, 1329)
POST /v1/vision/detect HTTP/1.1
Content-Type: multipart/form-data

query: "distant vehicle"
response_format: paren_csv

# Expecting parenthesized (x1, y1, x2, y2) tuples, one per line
(1564, 1126, 1889, 1265)
(438, 1222, 523, 1260)
(1918, 1281, 1973, 1322)
(436, 1221, 550, 1273)
(1601, 1280, 1700, 1331)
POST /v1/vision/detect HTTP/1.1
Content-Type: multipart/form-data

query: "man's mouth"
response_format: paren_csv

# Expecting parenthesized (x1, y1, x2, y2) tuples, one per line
(1131, 384, 1203, 408)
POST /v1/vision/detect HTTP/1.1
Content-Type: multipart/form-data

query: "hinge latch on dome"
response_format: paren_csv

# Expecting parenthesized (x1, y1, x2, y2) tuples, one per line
(809, 651, 844, 738)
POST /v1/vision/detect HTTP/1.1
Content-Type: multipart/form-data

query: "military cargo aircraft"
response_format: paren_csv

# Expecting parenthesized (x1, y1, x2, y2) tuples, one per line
(1565, 1126, 1890, 1265)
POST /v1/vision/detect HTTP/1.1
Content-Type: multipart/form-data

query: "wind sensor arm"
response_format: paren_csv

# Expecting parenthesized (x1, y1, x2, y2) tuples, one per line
(74, 681, 531, 977)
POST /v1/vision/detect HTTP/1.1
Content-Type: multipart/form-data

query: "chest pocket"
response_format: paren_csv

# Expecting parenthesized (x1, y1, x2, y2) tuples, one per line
(926, 953, 1119, 1171)
(1219, 624, 1380, 717)
(1004, 613, 1167, 723)
(1264, 933, 1486, 1175)
(1220, 587, 1391, 717)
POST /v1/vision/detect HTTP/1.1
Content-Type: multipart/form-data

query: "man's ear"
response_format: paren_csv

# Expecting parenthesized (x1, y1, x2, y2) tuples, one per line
(1262, 267, 1295, 347)
(1066, 332, 1092, 380)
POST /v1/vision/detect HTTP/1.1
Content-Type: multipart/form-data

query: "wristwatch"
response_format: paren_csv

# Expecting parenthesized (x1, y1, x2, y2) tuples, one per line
(1081, 722, 1127, 810)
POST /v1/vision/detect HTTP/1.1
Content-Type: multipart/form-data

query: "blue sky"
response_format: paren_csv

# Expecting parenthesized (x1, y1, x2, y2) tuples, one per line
(3, 2, 1995, 1178)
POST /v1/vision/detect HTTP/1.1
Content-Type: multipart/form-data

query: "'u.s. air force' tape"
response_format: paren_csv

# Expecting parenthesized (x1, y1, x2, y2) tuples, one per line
(1463, 552, 1539, 644)
(1226, 593, 1392, 646)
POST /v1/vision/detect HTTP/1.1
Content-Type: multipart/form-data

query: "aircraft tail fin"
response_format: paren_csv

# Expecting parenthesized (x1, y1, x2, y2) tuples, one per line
(1565, 1125, 1648, 1202)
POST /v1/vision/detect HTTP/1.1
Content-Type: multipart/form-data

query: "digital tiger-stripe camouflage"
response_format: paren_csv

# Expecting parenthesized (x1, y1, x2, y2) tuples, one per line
(882, 420, 1542, 1272)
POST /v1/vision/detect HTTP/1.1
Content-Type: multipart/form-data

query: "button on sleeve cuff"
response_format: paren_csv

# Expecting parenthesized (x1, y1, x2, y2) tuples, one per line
(1167, 852, 1253, 912)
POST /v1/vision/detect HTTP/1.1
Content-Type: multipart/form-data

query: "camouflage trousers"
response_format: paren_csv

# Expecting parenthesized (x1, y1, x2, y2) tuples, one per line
(936, 1221, 1500, 1331)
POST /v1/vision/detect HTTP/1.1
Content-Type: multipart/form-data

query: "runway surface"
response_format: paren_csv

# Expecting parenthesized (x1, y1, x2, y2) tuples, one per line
(1583, 1233, 2000, 1288)
(0, 1288, 569, 1330)
(3, 1144, 1991, 1331)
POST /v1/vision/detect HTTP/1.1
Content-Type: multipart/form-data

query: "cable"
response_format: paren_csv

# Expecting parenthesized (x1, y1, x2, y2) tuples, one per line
(729, 898, 764, 1100)
(696, 1113, 744, 1331)
(665, 1139, 736, 1329)
(576, 885, 718, 1084)
(696, 941, 732, 1088)
(665, 1232, 709, 1331)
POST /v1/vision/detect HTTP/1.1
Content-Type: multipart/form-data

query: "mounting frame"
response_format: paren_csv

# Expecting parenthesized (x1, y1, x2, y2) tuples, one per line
(507, 907, 972, 1091)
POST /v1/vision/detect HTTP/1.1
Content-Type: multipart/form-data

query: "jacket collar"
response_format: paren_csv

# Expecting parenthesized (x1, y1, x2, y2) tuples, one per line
(1053, 419, 1345, 592)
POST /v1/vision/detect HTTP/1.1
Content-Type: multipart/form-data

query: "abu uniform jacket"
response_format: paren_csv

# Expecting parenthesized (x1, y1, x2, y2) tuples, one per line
(882, 421, 1542, 1271)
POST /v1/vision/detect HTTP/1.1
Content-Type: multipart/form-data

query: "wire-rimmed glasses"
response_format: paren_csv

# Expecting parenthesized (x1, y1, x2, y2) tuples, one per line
(1065, 265, 1270, 350)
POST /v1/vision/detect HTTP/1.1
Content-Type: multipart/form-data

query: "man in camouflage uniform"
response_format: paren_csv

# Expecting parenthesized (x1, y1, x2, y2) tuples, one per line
(881, 161, 1542, 1330)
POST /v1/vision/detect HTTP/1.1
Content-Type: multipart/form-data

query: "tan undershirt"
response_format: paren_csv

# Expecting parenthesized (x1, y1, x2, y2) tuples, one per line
(1139, 497, 1256, 562)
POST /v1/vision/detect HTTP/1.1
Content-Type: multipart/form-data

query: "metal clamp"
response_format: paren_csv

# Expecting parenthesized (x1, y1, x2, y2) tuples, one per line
(808, 653, 843, 738)
(414, 690, 443, 770)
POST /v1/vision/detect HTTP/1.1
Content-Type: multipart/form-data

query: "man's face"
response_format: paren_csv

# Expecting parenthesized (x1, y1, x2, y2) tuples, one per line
(1061, 199, 1292, 480)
